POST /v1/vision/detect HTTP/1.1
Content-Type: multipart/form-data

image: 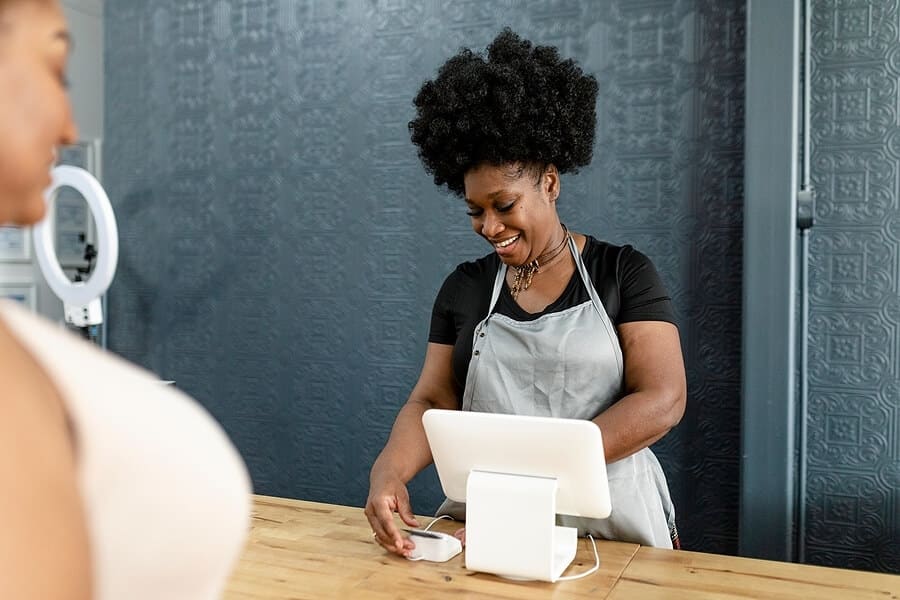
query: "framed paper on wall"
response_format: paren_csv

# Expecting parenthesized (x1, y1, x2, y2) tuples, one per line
(0, 226, 31, 262)
(0, 282, 36, 311)
(54, 186, 91, 266)
(55, 139, 101, 268)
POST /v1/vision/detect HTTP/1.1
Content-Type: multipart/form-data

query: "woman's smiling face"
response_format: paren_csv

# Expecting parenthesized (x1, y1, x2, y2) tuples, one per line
(0, 0, 78, 225)
(463, 162, 561, 267)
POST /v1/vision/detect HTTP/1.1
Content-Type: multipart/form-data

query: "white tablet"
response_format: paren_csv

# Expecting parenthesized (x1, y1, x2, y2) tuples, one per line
(422, 409, 611, 519)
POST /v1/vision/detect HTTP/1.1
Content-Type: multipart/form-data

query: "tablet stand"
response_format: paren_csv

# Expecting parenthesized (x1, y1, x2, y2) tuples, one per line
(464, 469, 577, 582)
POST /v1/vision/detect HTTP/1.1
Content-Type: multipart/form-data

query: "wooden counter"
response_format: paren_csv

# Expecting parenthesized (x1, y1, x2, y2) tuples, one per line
(224, 495, 639, 599)
(609, 546, 899, 600)
(224, 495, 899, 599)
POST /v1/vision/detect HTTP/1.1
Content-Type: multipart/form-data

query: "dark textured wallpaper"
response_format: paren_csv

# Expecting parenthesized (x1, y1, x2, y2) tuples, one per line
(104, 0, 745, 555)
(807, 0, 900, 573)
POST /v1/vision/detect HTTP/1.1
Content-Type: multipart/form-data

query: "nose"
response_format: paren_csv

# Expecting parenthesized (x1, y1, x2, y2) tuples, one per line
(481, 212, 505, 238)
(60, 100, 79, 146)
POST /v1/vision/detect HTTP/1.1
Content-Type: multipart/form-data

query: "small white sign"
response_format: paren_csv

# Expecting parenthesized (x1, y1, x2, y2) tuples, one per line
(0, 227, 30, 262)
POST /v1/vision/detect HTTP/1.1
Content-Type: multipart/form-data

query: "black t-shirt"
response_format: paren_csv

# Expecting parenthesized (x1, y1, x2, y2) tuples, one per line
(429, 235, 677, 393)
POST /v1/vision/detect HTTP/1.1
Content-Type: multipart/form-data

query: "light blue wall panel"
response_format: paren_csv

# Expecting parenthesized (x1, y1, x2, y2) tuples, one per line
(805, 0, 900, 573)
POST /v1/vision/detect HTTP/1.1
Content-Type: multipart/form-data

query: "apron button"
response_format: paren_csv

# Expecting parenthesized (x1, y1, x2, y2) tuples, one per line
(474, 350, 480, 356)
(479, 332, 485, 337)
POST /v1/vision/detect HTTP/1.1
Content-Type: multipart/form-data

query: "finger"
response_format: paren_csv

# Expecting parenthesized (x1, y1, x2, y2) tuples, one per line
(453, 527, 466, 547)
(372, 528, 415, 557)
(366, 499, 417, 556)
(396, 499, 420, 528)
(388, 490, 418, 546)
(381, 512, 405, 553)
(364, 504, 391, 544)
(372, 532, 398, 552)
(371, 500, 406, 553)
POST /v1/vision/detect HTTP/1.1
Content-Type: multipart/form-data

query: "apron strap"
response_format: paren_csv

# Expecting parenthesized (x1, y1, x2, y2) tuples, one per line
(569, 235, 624, 378)
(487, 261, 507, 316)
(473, 260, 507, 341)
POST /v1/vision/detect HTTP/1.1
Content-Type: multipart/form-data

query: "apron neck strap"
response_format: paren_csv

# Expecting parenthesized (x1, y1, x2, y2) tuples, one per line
(488, 261, 507, 315)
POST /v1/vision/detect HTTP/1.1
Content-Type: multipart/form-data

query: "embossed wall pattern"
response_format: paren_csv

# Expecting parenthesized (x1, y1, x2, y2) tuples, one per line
(104, 0, 745, 555)
(808, 0, 900, 573)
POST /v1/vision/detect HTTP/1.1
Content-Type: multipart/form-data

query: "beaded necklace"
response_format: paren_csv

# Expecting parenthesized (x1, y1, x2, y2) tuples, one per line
(509, 224, 570, 300)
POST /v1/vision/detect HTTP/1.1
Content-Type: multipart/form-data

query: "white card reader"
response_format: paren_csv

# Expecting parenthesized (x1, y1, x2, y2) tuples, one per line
(404, 528, 462, 562)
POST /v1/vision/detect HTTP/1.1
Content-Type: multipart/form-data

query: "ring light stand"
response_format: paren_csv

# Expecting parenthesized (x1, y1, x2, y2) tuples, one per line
(33, 165, 118, 332)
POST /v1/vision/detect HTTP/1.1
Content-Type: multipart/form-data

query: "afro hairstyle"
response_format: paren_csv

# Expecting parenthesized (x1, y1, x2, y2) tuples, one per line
(408, 27, 598, 196)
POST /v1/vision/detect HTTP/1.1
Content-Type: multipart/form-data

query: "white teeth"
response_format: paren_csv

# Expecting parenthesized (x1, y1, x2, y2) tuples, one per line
(495, 235, 519, 248)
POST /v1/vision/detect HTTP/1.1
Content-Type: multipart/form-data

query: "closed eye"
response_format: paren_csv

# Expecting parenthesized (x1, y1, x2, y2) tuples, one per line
(465, 197, 517, 217)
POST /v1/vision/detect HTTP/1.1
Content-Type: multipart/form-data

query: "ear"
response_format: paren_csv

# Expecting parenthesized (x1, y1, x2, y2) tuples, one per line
(543, 165, 560, 203)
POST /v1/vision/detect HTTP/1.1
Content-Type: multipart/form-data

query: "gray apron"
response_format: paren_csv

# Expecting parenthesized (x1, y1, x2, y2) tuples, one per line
(437, 235, 678, 548)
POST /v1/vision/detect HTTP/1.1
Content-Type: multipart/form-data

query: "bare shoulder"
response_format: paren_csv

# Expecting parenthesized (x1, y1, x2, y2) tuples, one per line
(0, 323, 91, 599)
(0, 319, 68, 413)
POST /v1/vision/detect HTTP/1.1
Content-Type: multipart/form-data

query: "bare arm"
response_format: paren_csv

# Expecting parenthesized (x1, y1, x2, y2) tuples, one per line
(593, 321, 686, 463)
(365, 342, 458, 556)
(0, 331, 91, 599)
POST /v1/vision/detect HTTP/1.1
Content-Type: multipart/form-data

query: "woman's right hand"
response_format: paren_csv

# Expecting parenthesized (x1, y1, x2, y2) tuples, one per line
(364, 471, 420, 557)
(364, 344, 458, 557)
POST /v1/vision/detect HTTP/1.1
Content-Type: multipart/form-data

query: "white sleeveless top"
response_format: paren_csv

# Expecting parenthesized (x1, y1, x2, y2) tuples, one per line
(0, 300, 251, 599)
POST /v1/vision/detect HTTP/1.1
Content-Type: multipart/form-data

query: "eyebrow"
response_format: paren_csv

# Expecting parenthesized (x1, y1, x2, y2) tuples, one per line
(465, 190, 517, 205)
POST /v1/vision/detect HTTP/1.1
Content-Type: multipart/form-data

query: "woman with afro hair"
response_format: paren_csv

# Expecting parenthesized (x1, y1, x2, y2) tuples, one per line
(366, 28, 686, 554)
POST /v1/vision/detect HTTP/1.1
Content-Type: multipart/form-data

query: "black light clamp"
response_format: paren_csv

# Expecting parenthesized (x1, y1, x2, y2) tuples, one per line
(796, 188, 815, 231)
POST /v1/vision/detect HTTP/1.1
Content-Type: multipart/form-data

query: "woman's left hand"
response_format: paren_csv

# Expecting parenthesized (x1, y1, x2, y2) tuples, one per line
(453, 527, 466, 547)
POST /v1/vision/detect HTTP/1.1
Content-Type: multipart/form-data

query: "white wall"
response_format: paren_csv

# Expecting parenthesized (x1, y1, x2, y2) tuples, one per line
(61, 0, 104, 140)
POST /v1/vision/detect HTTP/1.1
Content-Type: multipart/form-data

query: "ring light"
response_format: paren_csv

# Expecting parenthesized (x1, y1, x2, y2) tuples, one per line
(33, 165, 118, 325)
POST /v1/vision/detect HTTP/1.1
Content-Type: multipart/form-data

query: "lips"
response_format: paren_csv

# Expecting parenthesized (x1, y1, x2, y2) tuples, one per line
(492, 234, 519, 249)
(491, 234, 520, 258)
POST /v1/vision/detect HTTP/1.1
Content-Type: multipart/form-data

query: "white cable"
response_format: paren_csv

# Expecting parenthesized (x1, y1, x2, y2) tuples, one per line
(556, 535, 600, 581)
(423, 514, 453, 532)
